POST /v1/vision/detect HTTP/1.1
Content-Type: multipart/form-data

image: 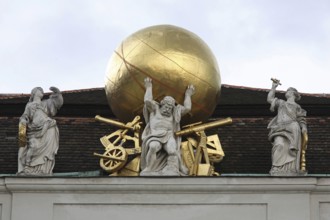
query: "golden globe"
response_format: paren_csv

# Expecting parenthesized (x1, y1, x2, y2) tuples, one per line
(105, 25, 221, 124)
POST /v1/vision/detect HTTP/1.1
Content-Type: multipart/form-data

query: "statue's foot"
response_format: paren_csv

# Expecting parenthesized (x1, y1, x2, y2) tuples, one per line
(140, 170, 161, 176)
(161, 167, 180, 176)
(140, 168, 161, 176)
(180, 165, 189, 175)
(161, 163, 180, 176)
(161, 155, 180, 176)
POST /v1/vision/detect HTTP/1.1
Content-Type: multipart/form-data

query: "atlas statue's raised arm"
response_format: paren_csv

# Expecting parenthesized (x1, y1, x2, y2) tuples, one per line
(144, 77, 153, 102)
(143, 77, 157, 112)
(182, 84, 195, 115)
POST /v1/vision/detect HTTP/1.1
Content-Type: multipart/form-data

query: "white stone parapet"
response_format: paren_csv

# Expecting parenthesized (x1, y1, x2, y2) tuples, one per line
(0, 177, 330, 220)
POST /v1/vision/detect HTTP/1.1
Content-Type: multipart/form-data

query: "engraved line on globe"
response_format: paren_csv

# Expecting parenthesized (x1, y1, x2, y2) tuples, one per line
(114, 50, 212, 116)
(105, 40, 147, 106)
(119, 42, 145, 92)
(105, 77, 143, 105)
(108, 39, 144, 84)
(135, 36, 218, 90)
(118, 42, 147, 114)
(105, 76, 144, 106)
(119, 38, 144, 63)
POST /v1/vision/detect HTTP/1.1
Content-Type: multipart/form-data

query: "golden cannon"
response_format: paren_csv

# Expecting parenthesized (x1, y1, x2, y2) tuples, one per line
(93, 115, 142, 176)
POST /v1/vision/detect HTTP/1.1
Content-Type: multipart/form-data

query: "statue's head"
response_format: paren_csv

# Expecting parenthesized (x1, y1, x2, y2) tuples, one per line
(285, 87, 301, 101)
(160, 96, 175, 117)
(29, 87, 44, 102)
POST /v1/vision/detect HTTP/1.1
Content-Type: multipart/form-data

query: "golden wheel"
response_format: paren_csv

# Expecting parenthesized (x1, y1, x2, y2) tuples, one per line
(100, 147, 128, 172)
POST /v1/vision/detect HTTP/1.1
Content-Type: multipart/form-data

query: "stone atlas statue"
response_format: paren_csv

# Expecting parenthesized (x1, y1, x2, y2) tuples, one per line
(18, 86, 63, 176)
(267, 78, 308, 176)
(93, 25, 232, 176)
(140, 77, 195, 176)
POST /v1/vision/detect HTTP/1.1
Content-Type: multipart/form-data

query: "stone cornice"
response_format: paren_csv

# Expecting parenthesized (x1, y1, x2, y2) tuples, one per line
(1, 177, 329, 193)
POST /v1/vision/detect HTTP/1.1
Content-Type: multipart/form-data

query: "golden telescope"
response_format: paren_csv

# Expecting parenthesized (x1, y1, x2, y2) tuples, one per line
(95, 115, 135, 130)
(176, 117, 232, 136)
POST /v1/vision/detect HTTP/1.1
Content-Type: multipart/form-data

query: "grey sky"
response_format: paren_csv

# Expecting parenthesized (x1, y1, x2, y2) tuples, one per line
(1, 0, 329, 94)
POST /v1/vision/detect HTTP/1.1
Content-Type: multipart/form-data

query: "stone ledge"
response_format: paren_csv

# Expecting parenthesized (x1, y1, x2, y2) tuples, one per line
(1, 176, 329, 193)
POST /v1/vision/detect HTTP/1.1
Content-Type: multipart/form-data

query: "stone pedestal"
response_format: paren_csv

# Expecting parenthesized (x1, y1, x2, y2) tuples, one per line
(1, 177, 330, 220)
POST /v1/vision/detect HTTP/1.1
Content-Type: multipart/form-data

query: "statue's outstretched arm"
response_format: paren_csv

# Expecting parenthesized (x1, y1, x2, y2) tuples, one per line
(47, 87, 63, 116)
(267, 82, 279, 104)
